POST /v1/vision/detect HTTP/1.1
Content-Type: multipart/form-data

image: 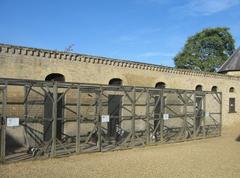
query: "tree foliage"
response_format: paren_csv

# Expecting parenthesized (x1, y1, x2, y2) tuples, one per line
(174, 27, 235, 72)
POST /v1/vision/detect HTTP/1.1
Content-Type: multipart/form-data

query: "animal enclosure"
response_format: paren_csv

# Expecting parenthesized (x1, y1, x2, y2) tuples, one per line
(0, 78, 222, 163)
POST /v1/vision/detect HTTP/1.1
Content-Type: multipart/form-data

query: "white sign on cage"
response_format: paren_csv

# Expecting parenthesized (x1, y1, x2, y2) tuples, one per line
(205, 112, 210, 117)
(7, 117, 19, 127)
(101, 115, 110, 123)
(163, 114, 169, 120)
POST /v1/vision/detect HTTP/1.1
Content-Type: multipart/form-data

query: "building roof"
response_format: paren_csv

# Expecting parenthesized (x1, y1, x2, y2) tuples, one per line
(218, 48, 240, 73)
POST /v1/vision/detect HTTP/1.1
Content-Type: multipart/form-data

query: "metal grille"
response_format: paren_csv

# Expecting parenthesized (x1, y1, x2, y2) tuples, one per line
(0, 78, 222, 163)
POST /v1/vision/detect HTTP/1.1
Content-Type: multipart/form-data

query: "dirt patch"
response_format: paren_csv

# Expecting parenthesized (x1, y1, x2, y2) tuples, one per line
(1, 122, 240, 178)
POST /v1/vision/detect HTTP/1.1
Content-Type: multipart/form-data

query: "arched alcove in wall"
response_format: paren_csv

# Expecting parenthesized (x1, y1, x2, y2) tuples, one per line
(45, 73, 65, 82)
(229, 87, 235, 93)
(109, 78, 122, 86)
(155, 82, 166, 89)
(211, 86, 218, 92)
(195, 85, 203, 91)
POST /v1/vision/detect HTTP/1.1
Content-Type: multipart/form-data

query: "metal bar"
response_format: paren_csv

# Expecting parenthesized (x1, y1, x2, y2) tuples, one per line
(24, 85, 30, 148)
(97, 87, 102, 151)
(183, 91, 187, 141)
(51, 82, 58, 157)
(219, 93, 222, 136)
(160, 89, 164, 142)
(203, 95, 206, 138)
(76, 85, 81, 153)
(0, 82, 7, 163)
(146, 89, 150, 145)
(135, 88, 145, 103)
(193, 92, 197, 139)
(131, 87, 136, 146)
(29, 87, 45, 98)
(23, 85, 32, 104)
(57, 86, 72, 103)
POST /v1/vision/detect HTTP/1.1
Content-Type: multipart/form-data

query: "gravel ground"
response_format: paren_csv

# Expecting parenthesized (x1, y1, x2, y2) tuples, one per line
(1, 122, 240, 178)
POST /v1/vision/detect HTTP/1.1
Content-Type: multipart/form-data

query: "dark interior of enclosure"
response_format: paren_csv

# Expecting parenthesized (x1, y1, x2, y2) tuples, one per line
(44, 93, 64, 141)
(154, 82, 166, 140)
(108, 78, 122, 139)
(195, 96, 203, 132)
(195, 85, 203, 132)
(44, 74, 65, 141)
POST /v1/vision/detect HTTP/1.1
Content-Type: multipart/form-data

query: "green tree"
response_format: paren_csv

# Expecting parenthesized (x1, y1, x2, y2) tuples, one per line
(174, 27, 235, 72)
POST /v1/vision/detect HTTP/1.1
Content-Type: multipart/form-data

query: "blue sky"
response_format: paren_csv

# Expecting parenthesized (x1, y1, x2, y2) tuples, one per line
(1, 0, 240, 67)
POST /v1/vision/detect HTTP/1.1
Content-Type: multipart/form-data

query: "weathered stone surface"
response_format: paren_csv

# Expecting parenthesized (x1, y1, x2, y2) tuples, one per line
(0, 43, 239, 126)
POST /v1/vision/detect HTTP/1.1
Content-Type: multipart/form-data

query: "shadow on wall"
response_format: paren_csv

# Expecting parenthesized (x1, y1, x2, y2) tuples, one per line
(235, 135, 240, 142)
(6, 132, 24, 155)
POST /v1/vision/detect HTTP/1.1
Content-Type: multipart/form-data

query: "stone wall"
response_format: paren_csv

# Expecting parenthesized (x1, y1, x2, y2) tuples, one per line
(0, 44, 240, 126)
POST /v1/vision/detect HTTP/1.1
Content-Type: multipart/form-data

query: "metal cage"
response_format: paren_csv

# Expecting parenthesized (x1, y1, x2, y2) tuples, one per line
(0, 78, 222, 163)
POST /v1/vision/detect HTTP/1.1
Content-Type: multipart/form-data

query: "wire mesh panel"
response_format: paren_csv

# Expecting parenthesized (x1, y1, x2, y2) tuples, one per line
(79, 86, 101, 152)
(147, 89, 164, 144)
(204, 92, 222, 137)
(0, 78, 222, 164)
(54, 85, 78, 157)
(163, 90, 189, 142)
(5, 85, 32, 162)
(133, 88, 148, 147)
(184, 91, 196, 139)
(100, 86, 138, 151)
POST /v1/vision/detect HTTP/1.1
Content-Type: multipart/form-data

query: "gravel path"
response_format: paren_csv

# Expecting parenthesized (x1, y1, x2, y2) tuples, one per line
(1, 122, 240, 178)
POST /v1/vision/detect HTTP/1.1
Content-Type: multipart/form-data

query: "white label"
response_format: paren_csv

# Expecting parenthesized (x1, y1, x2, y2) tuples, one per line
(163, 114, 169, 120)
(7, 118, 19, 127)
(101, 115, 110, 123)
(205, 112, 210, 117)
